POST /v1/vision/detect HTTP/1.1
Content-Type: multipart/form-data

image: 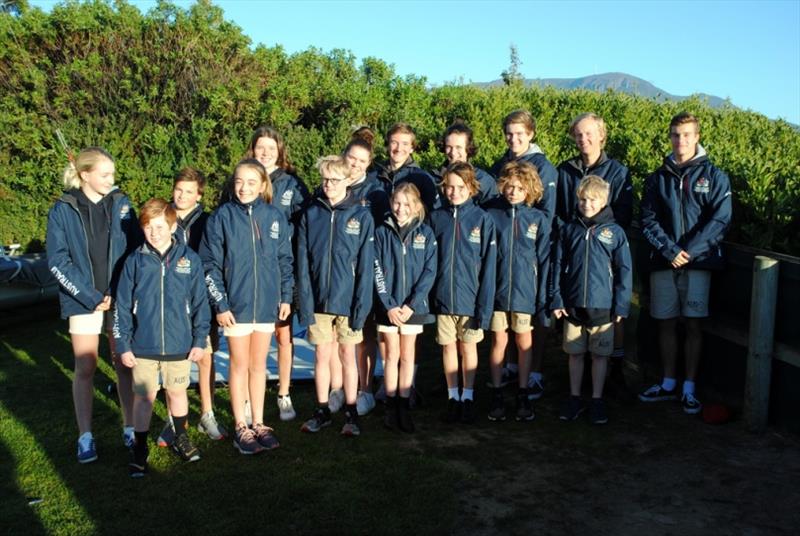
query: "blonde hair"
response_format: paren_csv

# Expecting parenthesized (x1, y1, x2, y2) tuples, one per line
(391, 182, 426, 222)
(497, 161, 543, 206)
(576, 175, 610, 203)
(317, 155, 349, 179)
(62, 147, 114, 189)
(232, 158, 273, 203)
(568, 113, 607, 149)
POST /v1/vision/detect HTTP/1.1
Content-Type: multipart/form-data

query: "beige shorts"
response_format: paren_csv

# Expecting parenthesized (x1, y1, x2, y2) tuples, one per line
(132, 358, 192, 396)
(650, 269, 711, 319)
(223, 322, 275, 338)
(377, 323, 424, 335)
(69, 310, 104, 335)
(490, 311, 533, 334)
(436, 315, 484, 345)
(563, 320, 614, 357)
(308, 313, 363, 344)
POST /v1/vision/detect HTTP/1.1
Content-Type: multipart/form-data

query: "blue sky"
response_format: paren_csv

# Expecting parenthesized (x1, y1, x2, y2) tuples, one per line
(29, 0, 800, 124)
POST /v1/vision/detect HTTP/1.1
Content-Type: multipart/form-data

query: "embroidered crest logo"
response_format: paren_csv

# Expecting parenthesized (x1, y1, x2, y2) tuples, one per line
(176, 257, 191, 274)
(525, 223, 538, 240)
(270, 220, 280, 239)
(345, 218, 361, 235)
(597, 227, 614, 245)
(694, 177, 710, 193)
(468, 226, 481, 244)
(412, 233, 426, 249)
(280, 190, 294, 206)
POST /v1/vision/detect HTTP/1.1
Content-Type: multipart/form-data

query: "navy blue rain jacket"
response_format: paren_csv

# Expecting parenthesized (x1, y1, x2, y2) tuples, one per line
(113, 240, 210, 358)
(551, 206, 632, 318)
(490, 144, 558, 223)
(296, 192, 375, 330)
(271, 168, 310, 226)
(376, 158, 440, 213)
(200, 196, 294, 322)
(432, 163, 498, 207)
(350, 173, 391, 223)
(373, 217, 437, 324)
(640, 148, 732, 271)
(174, 203, 208, 252)
(429, 199, 497, 329)
(557, 153, 634, 228)
(46, 189, 142, 318)
(486, 198, 551, 317)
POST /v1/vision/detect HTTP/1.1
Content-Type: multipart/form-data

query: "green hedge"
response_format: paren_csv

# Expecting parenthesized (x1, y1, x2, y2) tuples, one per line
(2, 0, 799, 254)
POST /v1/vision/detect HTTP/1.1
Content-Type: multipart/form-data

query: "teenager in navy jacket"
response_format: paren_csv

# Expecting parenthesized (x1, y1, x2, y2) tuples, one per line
(297, 156, 375, 437)
(373, 182, 437, 432)
(200, 159, 293, 455)
(485, 161, 551, 422)
(376, 122, 440, 213)
(430, 162, 496, 424)
(46, 146, 141, 463)
(115, 199, 209, 474)
(430, 121, 498, 206)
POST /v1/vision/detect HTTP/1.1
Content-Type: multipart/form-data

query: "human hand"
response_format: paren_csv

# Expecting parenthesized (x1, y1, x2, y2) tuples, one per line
(387, 307, 405, 326)
(278, 303, 291, 321)
(552, 308, 567, 319)
(399, 305, 414, 322)
(671, 250, 691, 268)
(95, 295, 112, 312)
(120, 351, 136, 368)
(187, 347, 204, 362)
(216, 311, 236, 328)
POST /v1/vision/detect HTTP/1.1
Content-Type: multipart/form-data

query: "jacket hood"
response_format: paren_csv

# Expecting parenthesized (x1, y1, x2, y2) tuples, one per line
(313, 190, 361, 211)
(665, 144, 708, 171)
(566, 151, 609, 173)
(577, 204, 615, 227)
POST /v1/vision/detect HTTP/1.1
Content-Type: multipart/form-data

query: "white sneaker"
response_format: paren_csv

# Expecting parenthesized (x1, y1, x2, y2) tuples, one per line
(122, 426, 135, 449)
(277, 395, 297, 421)
(198, 411, 228, 440)
(244, 400, 253, 426)
(328, 388, 345, 413)
(356, 391, 376, 416)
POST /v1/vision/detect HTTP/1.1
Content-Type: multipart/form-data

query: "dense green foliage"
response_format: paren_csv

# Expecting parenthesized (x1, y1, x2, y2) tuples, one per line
(1, 0, 798, 254)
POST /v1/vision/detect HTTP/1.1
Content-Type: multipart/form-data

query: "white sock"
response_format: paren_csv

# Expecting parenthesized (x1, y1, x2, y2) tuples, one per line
(531, 372, 543, 382)
(462, 388, 474, 401)
(447, 387, 460, 401)
(79, 431, 93, 442)
(661, 377, 677, 391)
(683, 380, 695, 395)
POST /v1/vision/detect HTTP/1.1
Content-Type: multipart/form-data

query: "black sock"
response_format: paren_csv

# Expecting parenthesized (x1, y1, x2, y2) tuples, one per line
(172, 414, 188, 438)
(345, 403, 358, 418)
(134, 431, 148, 455)
(518, 387, 529, 398)
(318, 405, 331, 418)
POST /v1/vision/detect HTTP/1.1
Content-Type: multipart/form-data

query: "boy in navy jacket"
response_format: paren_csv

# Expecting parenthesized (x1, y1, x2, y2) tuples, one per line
(551, 176, 632, 425)
(297, 156, 375, 437)
(638, 113, 732, 415)
(114, 199, 210, 476)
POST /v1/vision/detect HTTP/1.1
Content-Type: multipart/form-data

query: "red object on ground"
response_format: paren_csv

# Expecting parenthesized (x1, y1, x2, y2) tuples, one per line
(702, 403, 732, 424)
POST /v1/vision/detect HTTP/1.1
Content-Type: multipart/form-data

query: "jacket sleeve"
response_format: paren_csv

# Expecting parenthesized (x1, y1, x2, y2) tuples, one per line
(110, 201, 143, 299)
(373, 230, 398, 312)
(475, 215, 497, 330)
(535, 214, 552, 316)
(555, 166, 570, 228)
(291, 177, 311, 223)
(351, 213, 375, 330)
(612, 233, 633, 318)
(684, 168, 732, 260)
(198, 211, 230, 314)
(111, 256, 136, 355)
(550, 232, 565, 311)
(295, 211, 314, 327)
(406, 228, 438, 312)
(277, 212, 295, 304)
(46, 205, 105, 310)
(610, 167, 634, 229)
(640, 173, 683, 263)
(536, 161, 558, 223)
(189, 253, 212, 349)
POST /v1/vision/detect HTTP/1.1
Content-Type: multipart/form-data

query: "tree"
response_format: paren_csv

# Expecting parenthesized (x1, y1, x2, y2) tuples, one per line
(501, 43, 523, 86)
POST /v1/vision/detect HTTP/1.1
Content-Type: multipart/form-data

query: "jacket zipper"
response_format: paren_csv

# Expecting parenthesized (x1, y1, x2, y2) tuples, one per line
(325, 209, 335, 311)
(450, 207, 458, 312)
(582, 225, 592, 307)
(679, 172, 687, 237)
(68, 203, 97, 290)
(507, 206, 516, 309)
(249, 206, 258, 322)
(160, 260, 166, 354)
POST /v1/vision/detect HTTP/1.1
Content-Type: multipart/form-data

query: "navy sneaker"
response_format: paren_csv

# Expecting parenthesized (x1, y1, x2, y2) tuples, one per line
(77, 434, 97, 464)
(589, 398, 609, 425)
(682, 392, 703, 415)
(638, 384, 678, 402)
(560, 397, 585, 421)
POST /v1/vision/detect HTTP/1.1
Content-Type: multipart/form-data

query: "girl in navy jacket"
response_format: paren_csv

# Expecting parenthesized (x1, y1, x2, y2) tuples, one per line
(246, 126, 309, 422)
(373, 182, 437, 432)
(200, 159, 293, 455)
(46, 147, 141, 463)
(486, 161, 551, 422)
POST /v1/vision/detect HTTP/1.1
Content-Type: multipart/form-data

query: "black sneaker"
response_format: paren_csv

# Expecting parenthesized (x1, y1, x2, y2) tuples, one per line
(461, 399, 476, 424)
(487, 390, 506, 422)
(383, 397, 399, 431)
(301, 407, 332, 433)
(682, 392, 703, 415)
(559, 397, 585, 421)
(638, 384, 678, 402)
(589, 398, 608, 425)
(171, 433, 201, 462)
(341, 409, 361, 437)
(397, 396, 415, 433)
(515, 393, 535, 421)
(443, 398, 462, 423)
(128, 445, 149, 478)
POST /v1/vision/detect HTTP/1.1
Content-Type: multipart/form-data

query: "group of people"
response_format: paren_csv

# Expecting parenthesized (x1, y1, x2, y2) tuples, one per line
(46, 109, 732, 477)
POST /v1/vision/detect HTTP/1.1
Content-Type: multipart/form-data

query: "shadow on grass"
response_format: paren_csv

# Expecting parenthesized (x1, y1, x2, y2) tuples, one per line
(0, 437, 48, 535)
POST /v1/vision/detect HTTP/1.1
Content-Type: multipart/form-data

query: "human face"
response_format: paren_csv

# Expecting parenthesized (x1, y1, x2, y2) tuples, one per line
(573, 118, 604, 161)
(578, 193, 605, 219)
(143, 214, 176, 254)
(253, 136, 279, 172)
(234, 167, 266, 205)
(172, 181, 202, 214)
(391, 192, 416, 226)
(345, 146, 371, 182)
(443, 173, 470, 206)
(388, 133, 414, 168)
(503, 179, 528, 205)
(444, 132, 469, 164)
(321, 171, 348, 205)
(504, 122, 533, 157)
(670, 123, 700, 164)
(80, 157, 115, 200)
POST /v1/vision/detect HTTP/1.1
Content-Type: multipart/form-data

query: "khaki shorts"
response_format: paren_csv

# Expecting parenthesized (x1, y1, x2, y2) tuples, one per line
(69, 310, 104, 335)
(308, 313, 363, 344)
(377, 323, 424, 335)
(563, 320, 614, 357)
(490, 311, 533, 334)
(436, 315, 483, 345)
(132, 358, 191, 396)
(223, 322, 275, 338)
(650, 269, 711, 319)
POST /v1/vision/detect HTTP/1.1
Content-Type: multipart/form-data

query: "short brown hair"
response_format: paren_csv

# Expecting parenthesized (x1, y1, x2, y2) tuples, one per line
(497, 161, 544, 206)
(576, 175, 610, 203)
(232, 158, 273, 203)
(441, 162, 480, 197)
(173, 167, 207, 195)
(385, 122, 417, 149)
(669, 112, 700, 133)
(439, 120, 477, 159)
(502, 109, 536, 137)
(246, 125, 294, 173)
(139, 198, 177, 228)
(568, 113, 607, 149)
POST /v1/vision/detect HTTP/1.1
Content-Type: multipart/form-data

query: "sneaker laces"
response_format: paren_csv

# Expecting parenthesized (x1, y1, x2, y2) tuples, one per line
(683, 392, 698, 405)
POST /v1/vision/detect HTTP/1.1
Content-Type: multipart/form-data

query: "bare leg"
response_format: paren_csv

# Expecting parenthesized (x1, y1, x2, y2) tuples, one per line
(568, 353, 584, 397)
(227, 335, 251, 426)
(489, 330, 509, 387)
(515, 330, 533, 387)
(315, 342, 333, 403)
(165, 389, 189, 420)
(684, 318, 703, 381)
(339, 343, 358, 405)
(276, 323, 293, 397)
(441, 342, 459, 390)
(459, 341, 478, 390)
(398, 334, 416, 398)
(71, 334, 99, 435)
(356, 322, 377, 392)
(329, 341, 343, 391)
(197, 350, 214, 414)
(133, 391, 157, 432)
(530, 320, 549, 378)
(658, 318, 679, 379)
(247, 331, 271, 424)
(108, 333, 134, 427)
(381, 332, 400, 397)
(591, 355, 608, 398)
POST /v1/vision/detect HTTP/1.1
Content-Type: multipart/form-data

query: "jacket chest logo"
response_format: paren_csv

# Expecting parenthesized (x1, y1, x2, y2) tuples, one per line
(345, 218, 361, 235)
(468, 226, 481, 244)
(175, 256, 191, 274)
(270, 220, 280, 239)
(412, 233, 426, 249)
(597, 228, 614, 245)
(280, 190, 294, 206)
(525, 223, 538, 240)
(694, 177, 710, 193)
(120, 204, 131, 219)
